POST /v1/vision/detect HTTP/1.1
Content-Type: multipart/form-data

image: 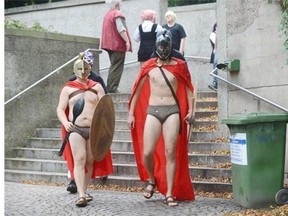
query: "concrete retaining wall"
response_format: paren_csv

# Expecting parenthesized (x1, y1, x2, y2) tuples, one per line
(5, 29, 101, 155)
(5, 0, 217, 91)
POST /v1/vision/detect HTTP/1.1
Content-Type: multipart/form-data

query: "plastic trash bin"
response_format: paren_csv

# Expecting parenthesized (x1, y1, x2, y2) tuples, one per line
(222, 112, 288, 208)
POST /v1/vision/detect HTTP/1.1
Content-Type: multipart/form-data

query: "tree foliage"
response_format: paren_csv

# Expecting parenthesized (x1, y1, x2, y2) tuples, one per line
(5, 0, 63, 9)
(278, 0, 288, 63)
(5, 0, 216, 9)
(168, 0, 216, 7)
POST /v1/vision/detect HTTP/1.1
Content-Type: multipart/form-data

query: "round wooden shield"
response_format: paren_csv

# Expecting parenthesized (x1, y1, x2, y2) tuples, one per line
(90, 95, 115, 161)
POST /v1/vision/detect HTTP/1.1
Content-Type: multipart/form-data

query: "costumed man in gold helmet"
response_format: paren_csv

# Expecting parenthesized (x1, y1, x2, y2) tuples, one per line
(66, 51, 109, 194)
(57, 53, 113, 207)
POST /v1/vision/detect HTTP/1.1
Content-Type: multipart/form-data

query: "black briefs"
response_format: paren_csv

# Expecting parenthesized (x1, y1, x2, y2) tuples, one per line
(71, 125, 90, 140)
(147, 104, 180, 124)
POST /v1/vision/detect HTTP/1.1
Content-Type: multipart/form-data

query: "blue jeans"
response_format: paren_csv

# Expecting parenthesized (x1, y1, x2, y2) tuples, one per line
(212, 51, 218, 87)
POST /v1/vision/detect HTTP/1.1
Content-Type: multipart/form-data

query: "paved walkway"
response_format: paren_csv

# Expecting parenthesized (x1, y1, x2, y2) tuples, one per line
(5, 182, 245, 216)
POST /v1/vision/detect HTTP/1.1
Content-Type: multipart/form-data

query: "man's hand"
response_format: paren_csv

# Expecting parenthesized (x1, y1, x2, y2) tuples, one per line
(64, 121, 74, 132)
(184, 113, 195, 125)
(127, 113, 135, 129)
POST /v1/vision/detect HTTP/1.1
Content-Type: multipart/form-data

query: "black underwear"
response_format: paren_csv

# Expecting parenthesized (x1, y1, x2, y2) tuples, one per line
(147, 104, 180, 124)
(71, 125, 90, 140)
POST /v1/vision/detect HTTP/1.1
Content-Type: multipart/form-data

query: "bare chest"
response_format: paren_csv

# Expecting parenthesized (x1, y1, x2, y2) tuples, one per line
(148, 68, 177, 88)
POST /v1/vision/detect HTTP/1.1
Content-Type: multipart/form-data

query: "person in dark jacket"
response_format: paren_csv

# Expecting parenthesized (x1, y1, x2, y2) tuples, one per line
(133, 9, 162, 67)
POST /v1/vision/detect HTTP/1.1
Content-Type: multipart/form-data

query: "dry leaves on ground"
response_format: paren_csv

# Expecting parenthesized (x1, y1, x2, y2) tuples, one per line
(199, 97, 217, 102)
(197, 106, 218, 111)
(192, 125, 218, 132)
(190, 162, 231, 169)
(20, 180, 288, 215)
(197, 115, 218, 122)
(224, 205, 288, 216)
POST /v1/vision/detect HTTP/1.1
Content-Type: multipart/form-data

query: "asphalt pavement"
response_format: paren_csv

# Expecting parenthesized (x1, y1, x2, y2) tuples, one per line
(5, 181, 246, 216)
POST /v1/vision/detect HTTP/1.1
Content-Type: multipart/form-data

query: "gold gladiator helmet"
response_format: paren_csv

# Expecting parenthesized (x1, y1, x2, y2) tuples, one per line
(73, 52, 91, 79)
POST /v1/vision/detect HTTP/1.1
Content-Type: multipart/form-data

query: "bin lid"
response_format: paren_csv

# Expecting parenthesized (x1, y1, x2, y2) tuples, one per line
(221, 112, 288, 125)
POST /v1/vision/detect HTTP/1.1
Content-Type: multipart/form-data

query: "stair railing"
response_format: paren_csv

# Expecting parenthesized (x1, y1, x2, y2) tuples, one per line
(4, 48, 137, 105)
(210, 63, 288, 112)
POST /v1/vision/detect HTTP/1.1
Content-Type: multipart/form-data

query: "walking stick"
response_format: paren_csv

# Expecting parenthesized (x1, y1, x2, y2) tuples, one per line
(58, 97, 85, 156)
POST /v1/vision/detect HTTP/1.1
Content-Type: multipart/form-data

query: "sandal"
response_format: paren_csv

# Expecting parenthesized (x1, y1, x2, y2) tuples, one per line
(164, 196, 178, 207)
(75, 197, 87, 207)
(85, 193, 93, 202)
(143, 181, 156, 199)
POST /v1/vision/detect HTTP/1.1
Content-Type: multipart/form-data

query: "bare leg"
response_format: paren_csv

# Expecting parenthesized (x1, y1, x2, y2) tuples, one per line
(69, 133, 87, 199)
(162, 114, 180, 206)
(84, 139, 94, 190)
(143, 115, 162, 197)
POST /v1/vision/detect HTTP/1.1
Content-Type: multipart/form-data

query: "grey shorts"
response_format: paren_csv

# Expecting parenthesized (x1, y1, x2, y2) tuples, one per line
(71, 125, 90, 140)
(147, 104, 180, 124)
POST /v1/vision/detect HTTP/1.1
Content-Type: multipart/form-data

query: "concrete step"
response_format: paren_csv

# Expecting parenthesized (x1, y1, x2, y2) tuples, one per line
(195, 101, 217, 109)
(6, 91, 229, 193)
(5, 159, 231, 179)
(113, 110, 218, 121)
(5, 170, 231, 193)
(5, 158, 67, 173)
(26, 137, 229, 153)
(34, 128, 222, 142)
(48, 119, 218, 133)
(11, 148, 230, 164)
(108, 92, 217, 102)
(50, 119, 131, 130)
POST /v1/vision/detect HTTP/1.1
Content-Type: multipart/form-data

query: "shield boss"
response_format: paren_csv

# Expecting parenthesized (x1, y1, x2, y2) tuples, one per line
(90, 95, 115, 161)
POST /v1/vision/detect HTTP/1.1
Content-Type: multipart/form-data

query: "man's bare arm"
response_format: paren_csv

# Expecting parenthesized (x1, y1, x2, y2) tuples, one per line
(57, 87, 74, 132)
(184, 87, 194, 123)
(128, 75, 147, 129)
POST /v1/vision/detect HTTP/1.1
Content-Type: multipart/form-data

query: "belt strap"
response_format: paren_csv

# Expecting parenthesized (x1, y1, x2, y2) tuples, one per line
(158, 66, 182, 133)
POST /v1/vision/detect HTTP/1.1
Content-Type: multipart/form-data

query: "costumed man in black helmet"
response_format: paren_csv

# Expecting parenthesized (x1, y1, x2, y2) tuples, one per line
(66, 51, 109, 194)
(127, 29, 195, 207)
(57, 53, 113, 207)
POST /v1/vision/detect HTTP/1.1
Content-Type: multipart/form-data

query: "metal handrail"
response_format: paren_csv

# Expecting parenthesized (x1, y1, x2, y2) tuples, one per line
(185, 55, 210, 61)
(5, 51, 207, 105)
(4, 48, 137, 105)
(210, 64, 288, 112)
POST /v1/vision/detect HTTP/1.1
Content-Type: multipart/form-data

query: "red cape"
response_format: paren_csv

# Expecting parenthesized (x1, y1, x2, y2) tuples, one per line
(128, 58, 195, 201)
(61, 80, 113, 179)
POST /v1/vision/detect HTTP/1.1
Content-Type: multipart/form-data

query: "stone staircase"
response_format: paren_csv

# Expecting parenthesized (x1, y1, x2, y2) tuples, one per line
(5, 91, 232, 193)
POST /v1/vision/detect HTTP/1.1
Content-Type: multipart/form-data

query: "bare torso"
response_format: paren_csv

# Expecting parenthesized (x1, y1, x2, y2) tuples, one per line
(148, 67, 178, 106)
(67, 86, 99, 127)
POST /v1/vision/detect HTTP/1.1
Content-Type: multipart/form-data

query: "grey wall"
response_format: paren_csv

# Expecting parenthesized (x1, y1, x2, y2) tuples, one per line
(5, 0, 217, 92)
(217, 0, 288, 116)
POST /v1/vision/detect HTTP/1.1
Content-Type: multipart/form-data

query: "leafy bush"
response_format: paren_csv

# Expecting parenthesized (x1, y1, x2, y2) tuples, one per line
(5, 18, 58, 33)
(168, 0, 216, 7)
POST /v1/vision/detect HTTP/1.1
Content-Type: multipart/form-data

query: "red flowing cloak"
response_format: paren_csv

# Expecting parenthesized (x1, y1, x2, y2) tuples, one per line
(128, 58, 195, 201)
(61, 80, 113, 179)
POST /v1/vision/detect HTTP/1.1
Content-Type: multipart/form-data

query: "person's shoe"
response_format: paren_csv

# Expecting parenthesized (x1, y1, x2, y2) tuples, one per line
(164, 196, 178, 207)
(75, 197, 87, 207)
(143, 181, 156, 199)
(85, 193, 93, 202)
(67, 180, 77, 194)
(208, 84, 218, 91)
(99, 175, 108, 181)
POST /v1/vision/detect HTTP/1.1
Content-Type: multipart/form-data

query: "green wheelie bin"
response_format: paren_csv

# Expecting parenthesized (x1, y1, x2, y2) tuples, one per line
(222, 112, 288, 208)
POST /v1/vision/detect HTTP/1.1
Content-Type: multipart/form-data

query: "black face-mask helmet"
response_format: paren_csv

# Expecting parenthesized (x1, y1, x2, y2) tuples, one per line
(155, 29, 172, 61)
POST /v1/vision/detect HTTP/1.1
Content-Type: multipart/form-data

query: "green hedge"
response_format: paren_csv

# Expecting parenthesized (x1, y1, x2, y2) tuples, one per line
(5, 0, 216, 9)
